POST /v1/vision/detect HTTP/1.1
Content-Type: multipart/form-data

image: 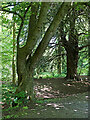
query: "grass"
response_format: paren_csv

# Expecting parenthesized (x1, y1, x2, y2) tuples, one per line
(34, 72, 66, 79)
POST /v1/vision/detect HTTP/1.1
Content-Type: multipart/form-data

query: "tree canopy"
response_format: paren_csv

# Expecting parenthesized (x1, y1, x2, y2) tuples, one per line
(0, 2, 90, 116)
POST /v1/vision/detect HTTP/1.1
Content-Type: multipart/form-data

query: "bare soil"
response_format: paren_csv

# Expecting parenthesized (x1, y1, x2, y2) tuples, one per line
(34, 76, 89, 99)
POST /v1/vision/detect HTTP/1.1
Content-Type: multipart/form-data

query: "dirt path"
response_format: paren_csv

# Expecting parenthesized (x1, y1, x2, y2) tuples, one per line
(2, 76, 89, 119)
(11, 92, 88, 119)
(34, 77, 89, 99)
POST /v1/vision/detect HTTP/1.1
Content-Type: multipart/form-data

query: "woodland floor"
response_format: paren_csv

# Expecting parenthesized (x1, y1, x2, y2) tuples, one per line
(2, 76, 90, 119)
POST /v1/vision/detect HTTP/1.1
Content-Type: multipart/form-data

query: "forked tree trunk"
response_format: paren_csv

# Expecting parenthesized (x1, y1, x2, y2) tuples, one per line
(15, 3, 71, 101)
(16, 50, 34, 100)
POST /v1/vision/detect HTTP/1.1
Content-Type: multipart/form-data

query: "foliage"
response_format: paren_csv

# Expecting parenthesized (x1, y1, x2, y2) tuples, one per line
(1, 2, 89, 83)
(2, 82, 28, 109)
(1, 26, 13, 82)
(1, 3, 90, 119)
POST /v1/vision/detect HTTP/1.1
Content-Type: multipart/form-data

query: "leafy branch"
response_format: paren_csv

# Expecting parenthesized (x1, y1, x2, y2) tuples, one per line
(79, 44, 90, 50)
(1, 7, 23, 20)
(16, 3, 31, 49)
(2, 3, 19, 9)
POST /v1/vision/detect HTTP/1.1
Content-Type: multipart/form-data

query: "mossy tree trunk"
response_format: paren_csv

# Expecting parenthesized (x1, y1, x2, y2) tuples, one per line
(15, 3, 71, 100)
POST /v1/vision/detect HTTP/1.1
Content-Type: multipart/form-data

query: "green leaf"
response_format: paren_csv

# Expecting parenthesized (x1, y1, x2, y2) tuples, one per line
(23, 106, 28, 109)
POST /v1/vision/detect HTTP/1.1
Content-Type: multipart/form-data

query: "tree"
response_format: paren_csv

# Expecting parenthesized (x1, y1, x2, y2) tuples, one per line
(88, 19, 90, 76)
(64, 9, 79, 80)
(1, 11, 13, 82)
(1, 2, 71, 100)
(58, 3, 89, 80)
(57, 39, 62, 74)
(12, 14, 16, 85)
(88, 5, 90, 76)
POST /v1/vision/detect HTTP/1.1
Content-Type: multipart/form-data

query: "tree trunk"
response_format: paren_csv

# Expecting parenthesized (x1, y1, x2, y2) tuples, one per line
(16, 47, 35, 101)
(88, 14, 90, 76)
(60, 8, 80, 80)
(12, 15, 16, 85)
(57, 40, 62, 74)
(66, 47, 79, 80)
(15, 3, 71, 101)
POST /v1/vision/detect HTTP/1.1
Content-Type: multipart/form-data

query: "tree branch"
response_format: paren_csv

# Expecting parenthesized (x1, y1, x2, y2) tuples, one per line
(16, 4, 31, 75)
(37, 53, 66, 67)
(27, 3, 39, 42)
(1, 8, 23, 20)
(29, 2, 71, 70)
(48, 54, 66, 63)
(48, 43, 59, 48)
(25, 3, 50, 56)
(2, 4, 18, 9)
(79, 44, 90, 50)
(78, 33, 87, 36)
(17, 4, 31, 49)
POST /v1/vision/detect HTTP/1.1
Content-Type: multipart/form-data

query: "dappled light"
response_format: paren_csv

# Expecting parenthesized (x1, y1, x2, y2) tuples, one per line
(46, 103, 65, 108)
(1, 1, 90, 119)
(34, 83, 60, 98)
(34, 76, 89, 99)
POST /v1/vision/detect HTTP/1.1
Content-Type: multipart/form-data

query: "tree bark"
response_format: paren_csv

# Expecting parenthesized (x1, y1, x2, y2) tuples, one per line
(88, 12, 90, 76)
(59, 9, 80, 80)
(16, 2, 71, 101)
(66, 9, 80, 80)
(66, 47, 79, 79)
(57, 39, 62, 74)
(12, 14, 16, 85)
(29, 3, 71, 70)
(16, 48, 35, 100)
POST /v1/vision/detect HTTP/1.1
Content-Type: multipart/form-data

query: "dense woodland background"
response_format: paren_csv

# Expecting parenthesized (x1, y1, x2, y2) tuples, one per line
(1, 2, 90, 81)
(0, 2, 90, 119)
